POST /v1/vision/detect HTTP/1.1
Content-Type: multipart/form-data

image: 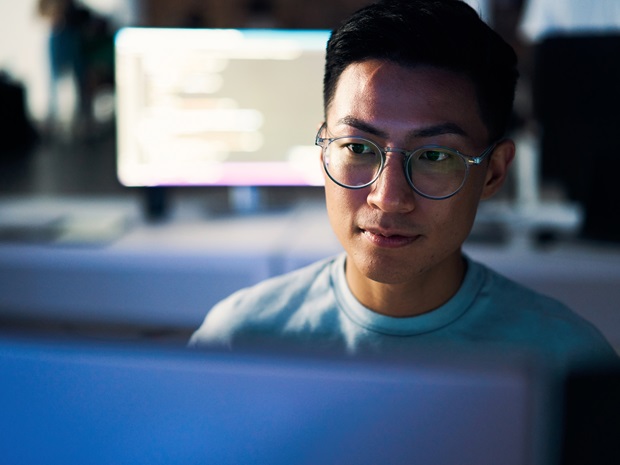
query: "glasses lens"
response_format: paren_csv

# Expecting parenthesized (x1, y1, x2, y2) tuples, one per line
(407, 148, 468, 198)
(324, 137, 382, 187)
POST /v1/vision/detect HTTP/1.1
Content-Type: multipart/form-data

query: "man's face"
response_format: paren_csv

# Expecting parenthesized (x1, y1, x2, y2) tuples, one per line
(322, 60, 509, 298)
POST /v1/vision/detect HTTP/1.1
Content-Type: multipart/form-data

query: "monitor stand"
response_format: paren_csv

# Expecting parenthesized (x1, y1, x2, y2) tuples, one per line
(143, 187, 169, 221)
(142, 186, 265, 221)
(228, 186, 262, 215)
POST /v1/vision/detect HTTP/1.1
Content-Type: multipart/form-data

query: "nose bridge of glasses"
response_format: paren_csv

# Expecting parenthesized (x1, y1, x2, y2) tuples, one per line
(375, 149, 411, 187)
(383, 147, 409, 156)
(381, 147, 411, 167)
(368, 150, 418, 210)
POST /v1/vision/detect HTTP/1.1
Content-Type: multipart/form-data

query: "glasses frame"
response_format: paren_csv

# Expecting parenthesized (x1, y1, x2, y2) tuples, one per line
(315, 123, 496, 200)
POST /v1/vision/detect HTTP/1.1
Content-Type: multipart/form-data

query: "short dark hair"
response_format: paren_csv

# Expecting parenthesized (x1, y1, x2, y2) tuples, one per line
(323, 0, 518, 142)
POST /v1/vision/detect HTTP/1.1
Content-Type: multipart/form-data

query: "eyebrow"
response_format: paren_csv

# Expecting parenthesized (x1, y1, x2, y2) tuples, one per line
(336, 116, 468, 140)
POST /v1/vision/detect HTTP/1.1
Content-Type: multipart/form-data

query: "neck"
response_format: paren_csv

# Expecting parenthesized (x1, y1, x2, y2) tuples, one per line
(345, 254, 466, 318)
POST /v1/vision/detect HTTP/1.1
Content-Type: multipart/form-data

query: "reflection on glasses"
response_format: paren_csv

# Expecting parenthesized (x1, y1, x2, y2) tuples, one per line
(315, 123, 496, 200)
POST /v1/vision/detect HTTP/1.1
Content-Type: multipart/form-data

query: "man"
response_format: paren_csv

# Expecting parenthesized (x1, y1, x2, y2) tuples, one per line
(190, 0, 617, 369)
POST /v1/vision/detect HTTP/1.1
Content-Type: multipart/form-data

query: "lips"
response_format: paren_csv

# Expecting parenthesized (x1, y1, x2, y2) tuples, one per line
(361, 227, 420, 248)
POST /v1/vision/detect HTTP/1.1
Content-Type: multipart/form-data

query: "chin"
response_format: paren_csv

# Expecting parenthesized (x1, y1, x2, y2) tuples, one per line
(352, 252, 422, 285)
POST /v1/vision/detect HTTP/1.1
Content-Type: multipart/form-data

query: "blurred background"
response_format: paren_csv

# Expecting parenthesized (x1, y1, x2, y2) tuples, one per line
(0, 0, 619, 354)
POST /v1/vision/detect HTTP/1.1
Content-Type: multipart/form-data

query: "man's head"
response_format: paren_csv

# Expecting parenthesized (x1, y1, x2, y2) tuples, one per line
(324, 0, 518, 143)
(317, 0, 518, 316)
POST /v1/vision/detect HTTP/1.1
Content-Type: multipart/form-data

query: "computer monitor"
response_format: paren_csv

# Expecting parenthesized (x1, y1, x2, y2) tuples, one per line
(115, 28, 329, 188)
(0, 336, 555, 465)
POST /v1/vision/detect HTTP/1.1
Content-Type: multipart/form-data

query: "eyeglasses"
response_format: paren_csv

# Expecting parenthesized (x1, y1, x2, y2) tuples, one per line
(315, 123, 496, 200)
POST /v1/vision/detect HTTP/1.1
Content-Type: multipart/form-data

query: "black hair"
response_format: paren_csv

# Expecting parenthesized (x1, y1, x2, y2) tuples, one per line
(323, 0, 518, 142)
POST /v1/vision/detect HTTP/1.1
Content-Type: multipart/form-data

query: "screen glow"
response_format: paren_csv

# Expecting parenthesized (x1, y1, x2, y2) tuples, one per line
(115, 28, 329, 187)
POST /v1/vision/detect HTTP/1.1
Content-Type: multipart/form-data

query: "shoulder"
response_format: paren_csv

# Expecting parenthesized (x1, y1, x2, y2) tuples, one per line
(475, 260, 584, 324)
(189, 255, 339, 347)
(469, 258, 617, 362)
(231, 255, 338, 312)
(474, 259, 568, 312)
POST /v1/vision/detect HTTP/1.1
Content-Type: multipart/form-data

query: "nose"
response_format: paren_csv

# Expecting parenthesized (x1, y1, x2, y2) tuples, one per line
(366, 154, 416, 213)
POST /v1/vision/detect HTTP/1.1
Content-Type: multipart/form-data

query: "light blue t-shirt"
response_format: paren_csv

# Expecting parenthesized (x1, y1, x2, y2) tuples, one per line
(190, 253, 617, 369)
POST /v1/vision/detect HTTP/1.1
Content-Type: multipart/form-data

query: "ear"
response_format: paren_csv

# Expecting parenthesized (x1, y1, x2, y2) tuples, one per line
(481, 139, 515, 200)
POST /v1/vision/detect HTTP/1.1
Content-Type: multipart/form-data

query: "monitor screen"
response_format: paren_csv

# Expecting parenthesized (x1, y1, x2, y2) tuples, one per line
(115, 28, 329, 187)
(0, 337, 554, 465)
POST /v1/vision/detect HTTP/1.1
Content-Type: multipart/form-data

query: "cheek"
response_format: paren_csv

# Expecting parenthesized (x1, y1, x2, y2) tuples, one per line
(325, 178, 358, 210)
(448, 195, 482, 239)
(440, 168, 487, 229)
(324, 183, 345, 227)
(324, 183, 365, 232)
(467, 166, 489, 198)
(424, 193, 480, 243)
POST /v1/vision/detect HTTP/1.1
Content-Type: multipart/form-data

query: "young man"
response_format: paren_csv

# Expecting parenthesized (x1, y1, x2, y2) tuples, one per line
(190, 0, 617, 369)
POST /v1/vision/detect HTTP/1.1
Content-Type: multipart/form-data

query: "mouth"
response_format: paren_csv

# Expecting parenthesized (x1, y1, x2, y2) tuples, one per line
(360, 227, 420, 248)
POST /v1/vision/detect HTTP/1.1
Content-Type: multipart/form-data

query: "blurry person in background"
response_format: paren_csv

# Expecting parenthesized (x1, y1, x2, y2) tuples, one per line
(37, 0, 115, 140)
(519, 0, 620, 242)
(38, 0, 89, 137)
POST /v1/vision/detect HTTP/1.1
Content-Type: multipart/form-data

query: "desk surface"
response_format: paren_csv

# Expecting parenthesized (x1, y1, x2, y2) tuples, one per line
(0, 196, 619, 351)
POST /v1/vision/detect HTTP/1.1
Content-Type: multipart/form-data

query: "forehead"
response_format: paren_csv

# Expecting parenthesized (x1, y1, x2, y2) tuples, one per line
(327, 60, 488, 144)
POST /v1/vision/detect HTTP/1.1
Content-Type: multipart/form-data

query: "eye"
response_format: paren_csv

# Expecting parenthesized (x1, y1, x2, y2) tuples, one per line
(420, 150, 450, 162)
(346, 142, 374, 155)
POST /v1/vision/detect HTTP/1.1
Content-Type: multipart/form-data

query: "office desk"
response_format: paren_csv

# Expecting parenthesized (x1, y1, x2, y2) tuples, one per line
(0, 196, 618, 351)
(0, 198, 341, 333)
